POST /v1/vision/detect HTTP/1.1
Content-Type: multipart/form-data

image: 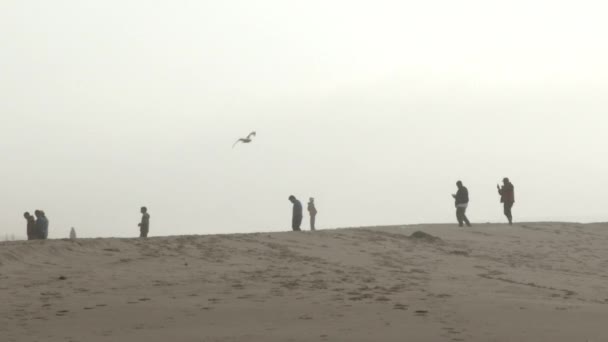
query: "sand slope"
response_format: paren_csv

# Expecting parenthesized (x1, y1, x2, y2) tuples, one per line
(1, 223, 607, 341)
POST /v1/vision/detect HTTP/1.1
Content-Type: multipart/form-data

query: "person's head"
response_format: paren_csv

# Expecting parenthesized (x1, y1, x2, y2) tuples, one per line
(503, 177, 510, 184)
(23, 212, 30, 219)
(141, 206, 147, 214)
(309, 197, 314, 203)
(288, 195, 296, 203)
(456, 180, 463, 188)
(34, 210, 41, 218)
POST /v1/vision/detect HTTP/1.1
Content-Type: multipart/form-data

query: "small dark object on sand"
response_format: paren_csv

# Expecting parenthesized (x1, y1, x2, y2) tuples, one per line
(409, 231, 442, 243)
(58, 276, 67, 280)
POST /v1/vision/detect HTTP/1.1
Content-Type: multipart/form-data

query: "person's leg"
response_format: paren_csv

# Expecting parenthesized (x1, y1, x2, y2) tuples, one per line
(456, 208, 464, 227)
(292, 216, 301, 231)
(504, 203, 513, 225)
(462, 208, 471, 227)
(310, 215, 316, 231)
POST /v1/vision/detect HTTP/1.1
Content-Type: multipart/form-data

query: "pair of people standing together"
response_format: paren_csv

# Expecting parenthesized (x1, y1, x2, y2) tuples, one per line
(452, 178, 515, 227)
(288, 195, 317, 231)
(23, 210, 49, 240)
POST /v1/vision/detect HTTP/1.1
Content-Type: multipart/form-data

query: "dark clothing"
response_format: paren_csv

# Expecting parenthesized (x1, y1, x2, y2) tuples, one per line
(292, 215, 303, 231)
(35, 216, 49, 240)
(454, 186, 469, 206)
(140, 213, 150, 238)
(498, 183, 515, 203)
(292, 200, 303, 231)
(498, 182, 515, 224)
(456, 207, 471, 227)
(504, 202, 514, 225)
(26, 217, 36, 240)
(308, 202, 317, 231)
(454, 185, 471, 227)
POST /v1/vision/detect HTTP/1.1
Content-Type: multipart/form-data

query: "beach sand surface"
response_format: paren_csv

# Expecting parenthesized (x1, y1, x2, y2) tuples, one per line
(1, 223, 607, 341)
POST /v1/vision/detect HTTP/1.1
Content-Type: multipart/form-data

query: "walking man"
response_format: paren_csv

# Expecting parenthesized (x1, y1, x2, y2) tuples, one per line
(452, 181, 471, 227)
(138, 206, 150, 238)
(288, 195, 303, 231)
(497, 177, 515, 225)
(24, 212, 36, 240)
(307, 198, 317, 231)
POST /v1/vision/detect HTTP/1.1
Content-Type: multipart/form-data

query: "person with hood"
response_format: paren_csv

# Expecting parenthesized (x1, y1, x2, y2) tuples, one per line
(497, 177, 515, 225)
(307, 198, 317, 231)
(452, 181, 471, 227)
(288, 195, 303, 231)
(24, 212, 36, 240)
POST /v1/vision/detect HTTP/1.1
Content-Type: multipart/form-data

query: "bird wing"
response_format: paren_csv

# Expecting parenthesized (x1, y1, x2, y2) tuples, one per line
(232, 139, 243, 148)
(246, 131, 256, 139)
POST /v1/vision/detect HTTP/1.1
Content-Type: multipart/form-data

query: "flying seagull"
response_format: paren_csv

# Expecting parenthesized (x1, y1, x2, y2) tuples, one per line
(233, 131, 256, 148)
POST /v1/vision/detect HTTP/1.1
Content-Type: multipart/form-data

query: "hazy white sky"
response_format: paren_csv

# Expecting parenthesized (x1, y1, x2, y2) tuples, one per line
(1, 1, 607, 239)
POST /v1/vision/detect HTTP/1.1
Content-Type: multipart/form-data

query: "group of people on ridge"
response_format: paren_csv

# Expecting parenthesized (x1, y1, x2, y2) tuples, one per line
(21, 181, 514, 240)
(452, 177, 515, 227)
(288, 196, 317, 231)
(23, 210, 49, 240)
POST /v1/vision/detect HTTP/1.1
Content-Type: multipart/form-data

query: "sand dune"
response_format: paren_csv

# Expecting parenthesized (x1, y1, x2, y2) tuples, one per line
(1, 223, 607, 341)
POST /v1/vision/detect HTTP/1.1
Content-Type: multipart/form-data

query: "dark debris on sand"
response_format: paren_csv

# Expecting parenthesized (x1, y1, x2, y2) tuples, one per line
(409, 231, 442, 243)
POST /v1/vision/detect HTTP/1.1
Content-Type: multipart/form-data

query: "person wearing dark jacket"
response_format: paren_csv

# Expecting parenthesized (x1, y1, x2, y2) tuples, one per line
(497, 177, 515, 225)
(452, 181, 471, 227)
(34, 210, 49, 239)
(307, 198, 317, 231)
(24, 212, 36, 240)
(138, 206, 150, 238)
(288, 195, 303, 231)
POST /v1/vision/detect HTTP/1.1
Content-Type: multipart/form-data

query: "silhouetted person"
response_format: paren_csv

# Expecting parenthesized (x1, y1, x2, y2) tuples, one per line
(70, 227, 77, 240)
(34, 210, 49, 239)
(138, 207, 150, 238)
(452, 181, 471, 227)
(24, 212, 36, 240)
(288, 195, 302, 231)
(307, 198, 317, 231)
(497, 177, 515, 225)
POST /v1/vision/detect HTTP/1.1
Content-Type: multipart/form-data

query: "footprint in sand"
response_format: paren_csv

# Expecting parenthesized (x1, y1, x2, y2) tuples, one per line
(414, 310, 428, 316)
(393, 303, 408, 310)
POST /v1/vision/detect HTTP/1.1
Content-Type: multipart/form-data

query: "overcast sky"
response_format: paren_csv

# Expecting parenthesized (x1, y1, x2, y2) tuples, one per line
(1, 1, 607, 239)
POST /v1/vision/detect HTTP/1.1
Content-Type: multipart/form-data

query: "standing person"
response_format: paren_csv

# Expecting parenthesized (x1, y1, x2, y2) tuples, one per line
(288, 195, 303, 231)
(138, 207, 150, 238)
(40, 211, 49, 239)
(69, 227, 77, 240)
(497, 177, 515, 225)
(307, 198, 317, 231)
(34, 210, 49, 239)
(24, 212, 36, 240)
(452, 181, 471, 227)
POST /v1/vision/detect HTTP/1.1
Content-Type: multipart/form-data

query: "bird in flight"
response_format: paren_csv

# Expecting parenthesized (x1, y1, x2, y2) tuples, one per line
(233, 131, 257, 148)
